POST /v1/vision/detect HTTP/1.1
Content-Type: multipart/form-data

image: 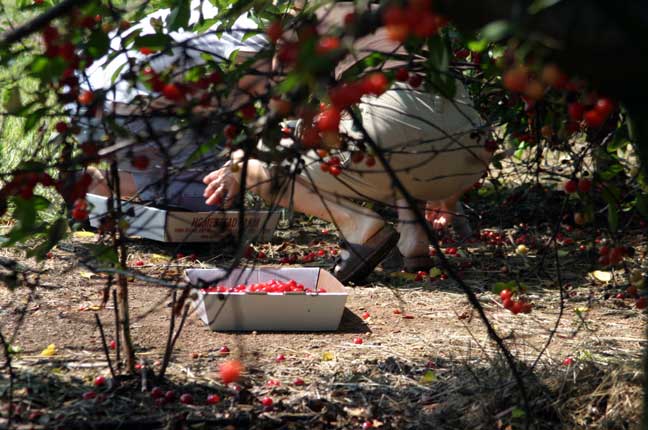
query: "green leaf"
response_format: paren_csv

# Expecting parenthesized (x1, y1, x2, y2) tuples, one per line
(608, 204, 619, 233)
(599, 164, 624, 181)
(87, 30, 110, 59)
(636, 194, 648, 218)
(528, 0, 562, 14)
(511, 406, 526, 418)
(2, 87, 23, 114)
(492, 280, 516, 294)
(426, 36, 456, 98)
(133, 34, 173, 51)
(419, 369, 437, 383)
(30, 56, 67, 82)
(467, 39, 488, 53)
(166, 1, 191, 32)
(481, 20, 511, 42)
(24, 108, 48, 133)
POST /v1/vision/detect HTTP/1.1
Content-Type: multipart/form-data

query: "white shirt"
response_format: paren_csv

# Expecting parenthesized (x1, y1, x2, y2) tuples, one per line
(82, 0, 268, 104)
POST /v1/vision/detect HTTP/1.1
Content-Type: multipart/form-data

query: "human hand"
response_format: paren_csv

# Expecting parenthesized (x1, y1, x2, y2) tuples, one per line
(202, 166, 241, 208)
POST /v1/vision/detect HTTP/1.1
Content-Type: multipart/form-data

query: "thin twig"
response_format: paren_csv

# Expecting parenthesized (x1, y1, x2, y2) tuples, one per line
(112, 289, 121, 369)
(94, 313, 116, 380)
(159, 290, 177, 378)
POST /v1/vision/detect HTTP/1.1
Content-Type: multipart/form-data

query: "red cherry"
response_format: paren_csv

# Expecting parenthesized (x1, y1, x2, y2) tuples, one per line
(362, 421, 374, 430)
(266, 21, 283, 43)
(353, 337, 363, 344)
(484, 139, 498, 152)
(240, 104, 256, 120)
(595, 97, 614, 118)
(206, 394, 221, 405)
(608, 247, 625, 265)
(164, 390, 176, 402)
(395, 67, 409, 82)
(218, 345, 230, 356)
(503, 66, 529, 93)
(455, 48, 470, 59)
(361, 312, 370, 319)
(316, 36, 341, 55)
(317, 107, 341, 132)
(521, 302, 533, 314)
(162, 83, 184, 102)
(179, 393, 193, 405)
(510, 301, 523, 315)
(502, 298, 513, 309)
(351, 151, 365, 163)
(567, 102, 584, 121)
(139, 47, 154, 55)
(499, 289, 512, 301)
(293, 377, 305, 386)
(598, 255, 610, 266)
(362, 72, 389, 96)
(636, 297, 647, 309)
(598, 246, 610, 256)
(329, 165, 342, 176)
(219, 360, 243, 384)
(277, 42, 299, 64)
(365, 155, 376, 167)
(134, 260, 144, 267)
(393, 309, 402, 314)
(131, 155, 150, 170)
(224, 124, 238, 140)
(408, 73, 423, 88)
(78, 90, 94, 106)
(261, 397, 273, 407)
(615, 293, 625, 300)
(562, 357, 574, 366)
(584, 109, 605, 128)
(82, 391, 97, 400)
(275, 353, 286, 362)
(55, 121, 69, 134)
(94, 375, 106, 387)
(577, 178, 591, 193)
(151, 387, 164, 399)
(564, 180, 577, 194)
(109, 340, 116, 350)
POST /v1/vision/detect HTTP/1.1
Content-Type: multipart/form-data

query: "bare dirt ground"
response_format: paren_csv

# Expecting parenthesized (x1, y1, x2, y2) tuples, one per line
(0, 193, 645, 430)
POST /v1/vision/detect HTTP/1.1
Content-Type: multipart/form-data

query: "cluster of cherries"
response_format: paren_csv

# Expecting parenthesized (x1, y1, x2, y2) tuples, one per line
(499, 289, 533, 315)
(381, 0, 448, 43)
(0, 171, 54, 201)
(597, 245, 629, 267)
(564, 177, 592, 194)
(201, 279, 329, 294)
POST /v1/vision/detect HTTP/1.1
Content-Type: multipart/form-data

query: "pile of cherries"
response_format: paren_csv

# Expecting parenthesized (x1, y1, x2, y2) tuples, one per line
(201, 279, 328, 294)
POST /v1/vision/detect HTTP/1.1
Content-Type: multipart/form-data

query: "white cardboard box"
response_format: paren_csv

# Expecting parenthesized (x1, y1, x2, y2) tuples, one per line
(86, 193, 280, 243)
(185, 267, 348, 331)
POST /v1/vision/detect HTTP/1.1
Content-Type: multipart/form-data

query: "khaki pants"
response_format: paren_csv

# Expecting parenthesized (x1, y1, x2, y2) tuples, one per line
(300, 82, 489, 204)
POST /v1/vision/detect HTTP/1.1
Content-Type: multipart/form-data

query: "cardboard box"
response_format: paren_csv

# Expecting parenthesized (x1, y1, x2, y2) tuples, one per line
(86, 193, 280, 243)
(185, 267, 348, 331)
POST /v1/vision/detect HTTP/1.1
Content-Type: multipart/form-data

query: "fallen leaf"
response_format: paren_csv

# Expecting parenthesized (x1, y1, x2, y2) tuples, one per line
(420, 369, 437, 383)
(390, 272, 417, 281)
(149, 253, 171, 263)
(322, 351, 335, 361)
(73, 231, 96, 239)
(40, 344, 57, 357)
(429, 267, 442, 278)
(590, 270, 612, 282)
(78, 271, 94, 279)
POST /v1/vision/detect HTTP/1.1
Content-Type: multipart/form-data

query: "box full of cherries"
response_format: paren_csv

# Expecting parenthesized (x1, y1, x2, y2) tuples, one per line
(200, 279, 328, 294)
(185, 267, 347, 331)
